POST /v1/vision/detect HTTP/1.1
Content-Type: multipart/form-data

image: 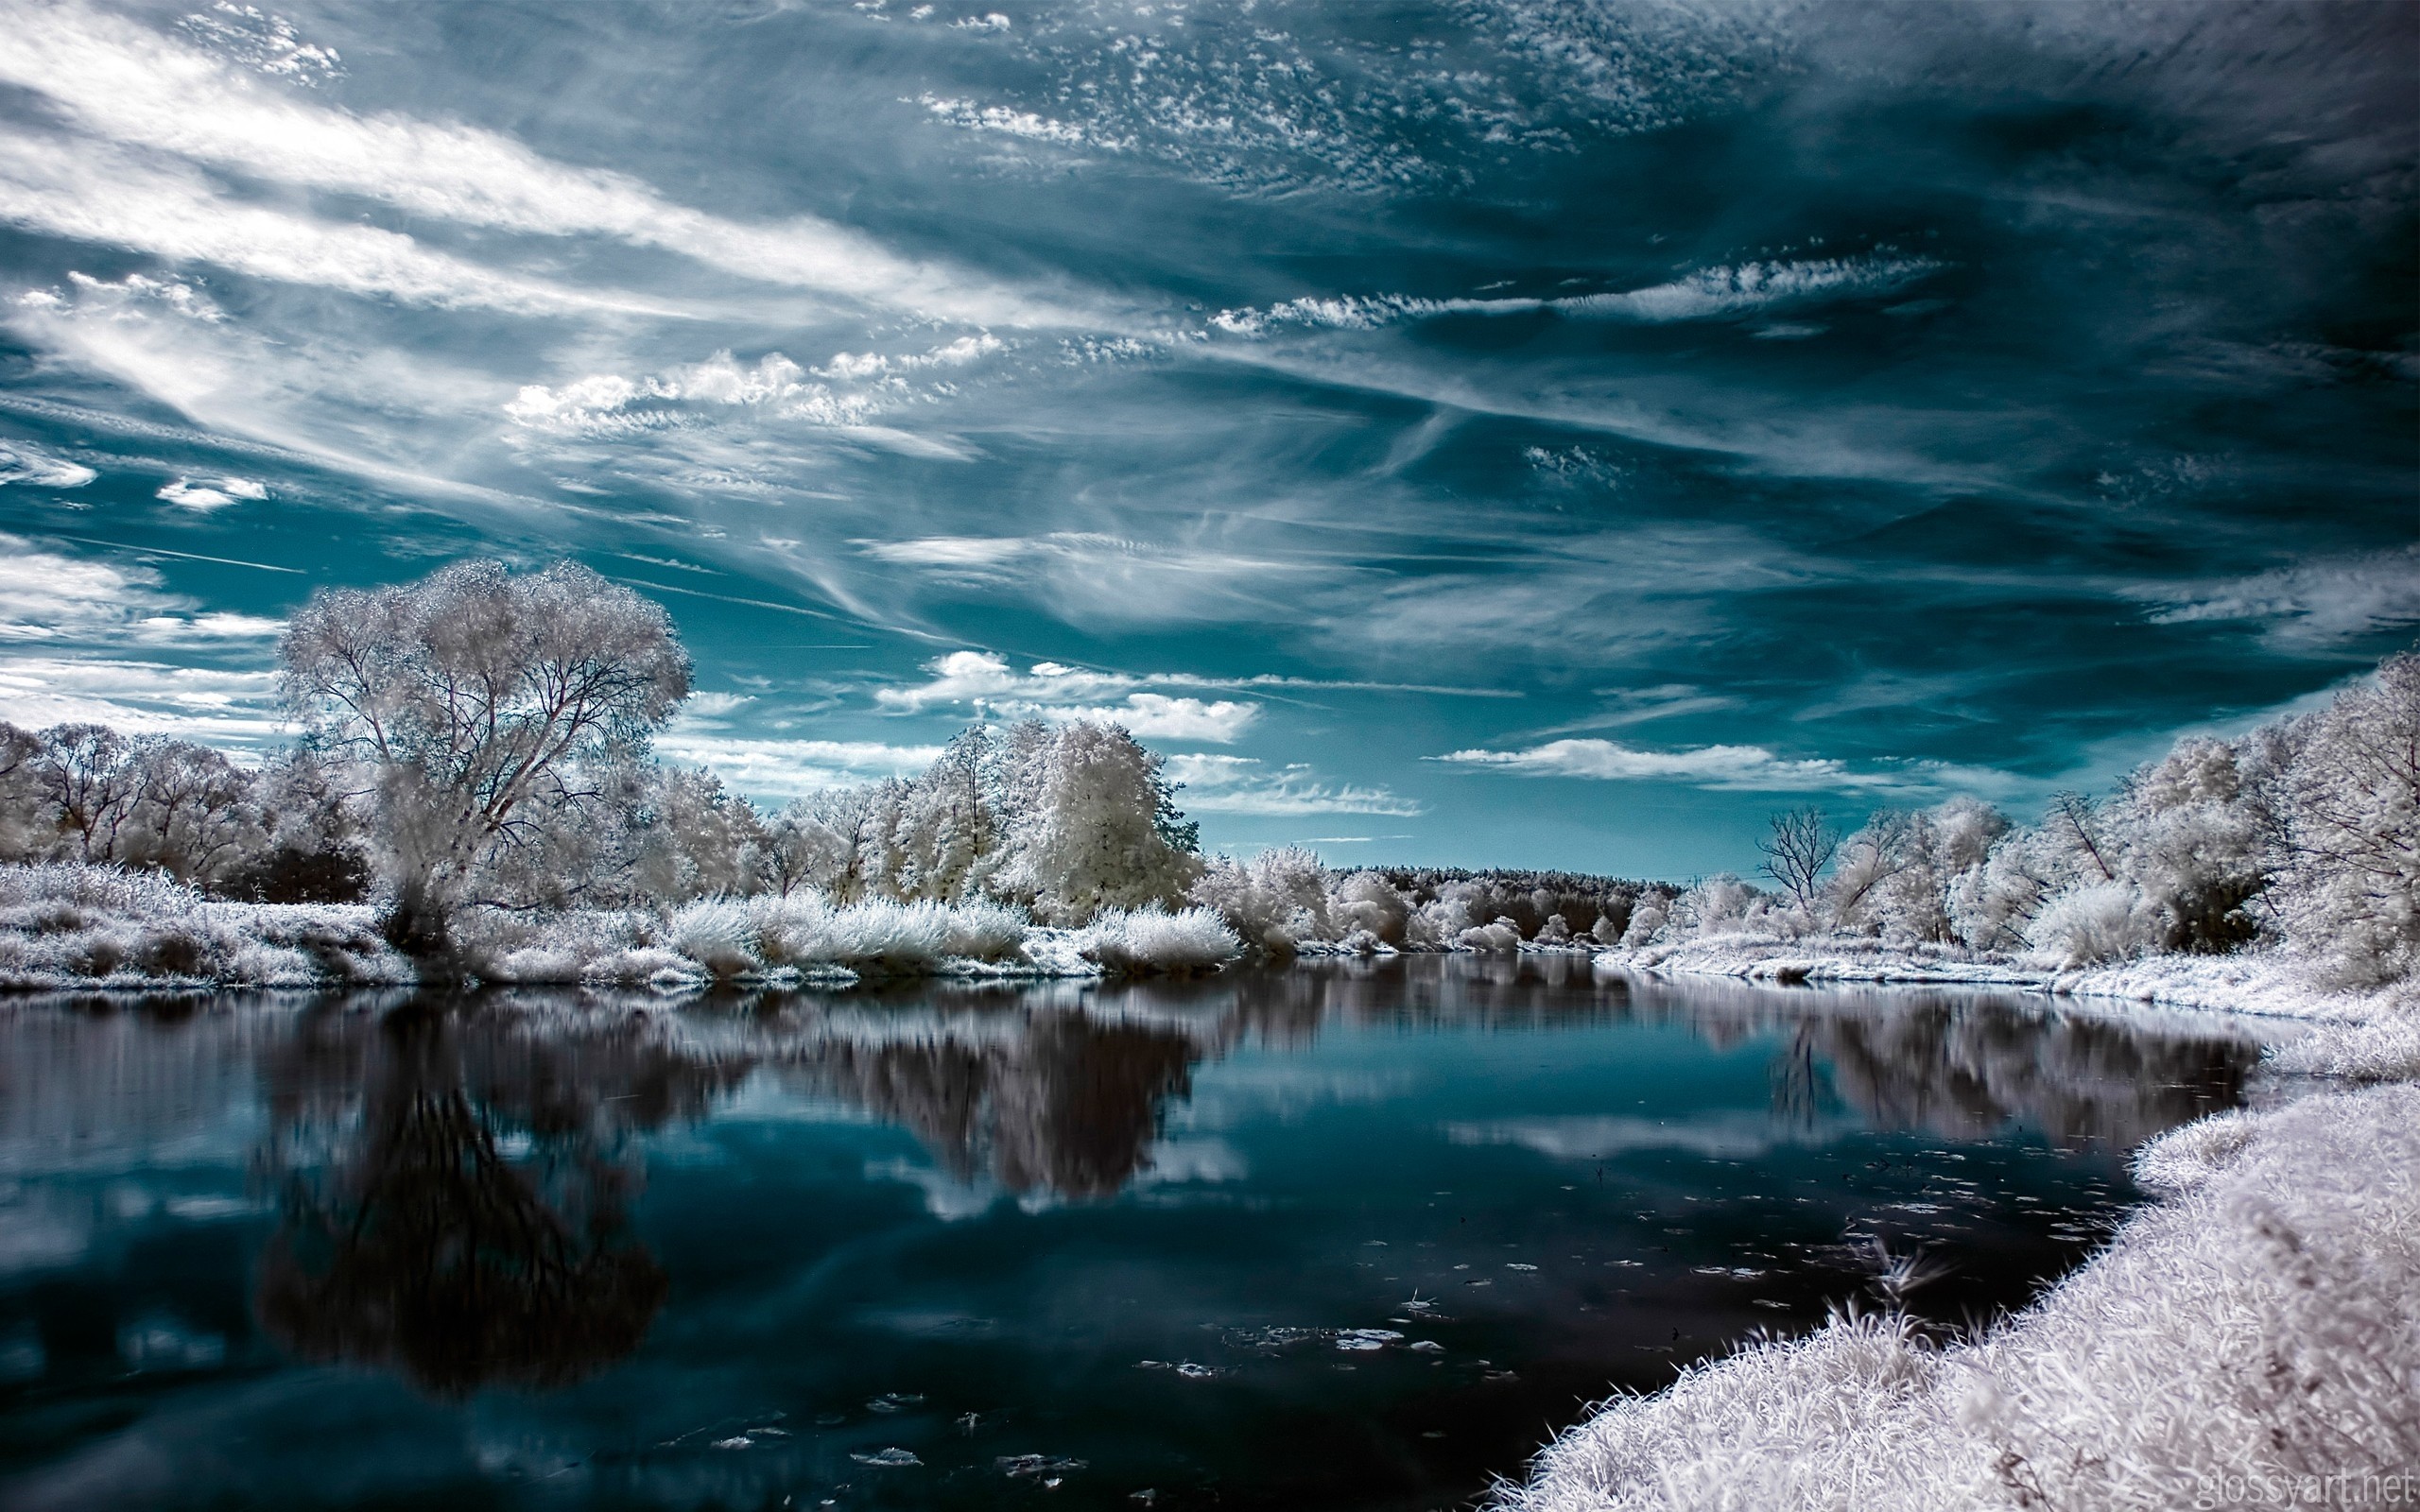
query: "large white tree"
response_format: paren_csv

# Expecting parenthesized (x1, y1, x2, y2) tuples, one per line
(280, 560, 691, 955)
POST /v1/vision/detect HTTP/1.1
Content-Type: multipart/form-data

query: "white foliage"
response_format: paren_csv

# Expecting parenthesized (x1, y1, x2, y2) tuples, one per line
(0, 862, 405, 987)
(2281, 652, 2420, 985)
(995, 721, 1201, 925)
(2020, 880, 2162, 968)
(1075, 905, 1242, 975)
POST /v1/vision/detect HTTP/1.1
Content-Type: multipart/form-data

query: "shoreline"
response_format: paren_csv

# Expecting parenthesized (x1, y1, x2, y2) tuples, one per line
(1491, 940, 2420, 1511)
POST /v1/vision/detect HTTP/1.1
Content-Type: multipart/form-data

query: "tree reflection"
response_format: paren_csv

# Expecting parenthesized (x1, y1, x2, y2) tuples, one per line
(252, 1001, 735, 1397)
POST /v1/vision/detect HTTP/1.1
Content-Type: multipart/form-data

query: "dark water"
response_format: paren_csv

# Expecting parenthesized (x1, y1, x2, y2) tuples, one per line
(0, 957, 2257, 1511)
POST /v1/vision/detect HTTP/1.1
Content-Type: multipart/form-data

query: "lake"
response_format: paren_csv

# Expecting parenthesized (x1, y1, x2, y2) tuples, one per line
(0, 956, 2258, 1511)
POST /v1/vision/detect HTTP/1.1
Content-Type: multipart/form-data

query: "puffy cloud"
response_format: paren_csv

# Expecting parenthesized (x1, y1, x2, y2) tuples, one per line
(651, 732, 944, 799)
(0, 536, 282, 646)
(2143, 546, 2420, 647)
(156, 474, 267, 510)
(0, 656, 285, 747)
(871, 652, 1260, 743)
(1164, 754, 1421, 816)
(1436, 738, 1881, 792)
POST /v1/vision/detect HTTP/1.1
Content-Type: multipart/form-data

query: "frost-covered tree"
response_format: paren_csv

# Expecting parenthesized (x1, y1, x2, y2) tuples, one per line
(121, 739, 264, 887)
(1831, 799, 2010, 944)
(279, 560, 691, 957)
(2282, 651, 2420, 984)
(1756, 807, 1836, 916)
(35, 723, 143, 864)
(892, 727, 1012, 903)
(630, 766, 769, 903)
(2107, 736, 2273, 954)
(0, 722, 48, 862)
(994, 721, 1201, 924)
(223, 748, 373, 904)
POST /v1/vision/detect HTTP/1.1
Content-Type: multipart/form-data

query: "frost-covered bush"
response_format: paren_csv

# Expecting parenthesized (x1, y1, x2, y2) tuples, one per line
(1330, 870, 1412, 946)
(1829, 799, 2010, 944)
(0, 863, 406, 988)
(2020, 879, 2161, 968)
(1076, 906, 1242, 975)
(2281, 652, 2420, 985)
(1457, 917, 1523, 954)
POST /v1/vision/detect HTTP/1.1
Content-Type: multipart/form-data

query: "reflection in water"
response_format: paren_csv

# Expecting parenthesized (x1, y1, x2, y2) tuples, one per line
(0, 960, 2267, 1512)
(251, 1003, 743, 1396)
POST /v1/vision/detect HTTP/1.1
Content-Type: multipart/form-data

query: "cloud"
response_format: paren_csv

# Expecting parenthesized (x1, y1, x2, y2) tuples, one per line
(1165, 754, 1421, 816)
(1556, 255, 1943, 321)
(0, 656, 285, 747)
(0, 3, 1091, 325)
(859, 534, 1308, 626)
(156, 474, 267, 510)
(1202, 256, 1944, 339)
(2142, 546, 2420, 647)
(0, 439, 97, 489)
(652, 731, 944, 799)
(869, 652, 1260, 742)
(0, 134, 657, 316)
(0, 536, 284, 648)
(1436, 738, 1890, 792)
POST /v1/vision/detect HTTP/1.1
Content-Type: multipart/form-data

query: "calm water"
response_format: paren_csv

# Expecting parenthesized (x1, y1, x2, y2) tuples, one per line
(0, 957, 2257, 1511)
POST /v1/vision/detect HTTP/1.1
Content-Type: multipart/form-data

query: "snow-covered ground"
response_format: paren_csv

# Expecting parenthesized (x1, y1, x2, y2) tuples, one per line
(1596, 931, 2418, 1081)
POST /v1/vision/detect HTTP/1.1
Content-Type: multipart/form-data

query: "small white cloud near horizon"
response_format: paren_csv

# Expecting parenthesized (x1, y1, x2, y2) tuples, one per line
(1166, 753, 1421, 816)
(653, 732, 945, 800)
(1436, 737, 1968, 793)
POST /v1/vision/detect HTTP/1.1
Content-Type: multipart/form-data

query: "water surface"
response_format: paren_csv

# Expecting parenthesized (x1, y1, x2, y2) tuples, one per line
(0, 957, 2258, 1510)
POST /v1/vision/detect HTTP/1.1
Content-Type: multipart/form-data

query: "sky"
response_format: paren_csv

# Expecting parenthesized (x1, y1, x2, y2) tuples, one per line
(0, 0, 2411, 879)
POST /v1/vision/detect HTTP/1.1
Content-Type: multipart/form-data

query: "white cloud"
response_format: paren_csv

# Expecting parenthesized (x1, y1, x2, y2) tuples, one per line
(917, 94, 1101, 148)
(1165, 754, 1421, 816)
(0, 535, 283, 647)
(1436, 738, 1882, 792)
(0, 438, 98, 489)
(653, 732, 944, 799)
(857, 534, 1308, 626)
(2143, 546, 2420, 647)
(1201, 256, 1943, 340)
(0, 656, 285, 747)
(0, 4, 1089, 326)
(1557, 255, 1942, 321)
(868, 652, 1260, 742)
(0, 134, 655, 316)
(156, 474, 267, 510)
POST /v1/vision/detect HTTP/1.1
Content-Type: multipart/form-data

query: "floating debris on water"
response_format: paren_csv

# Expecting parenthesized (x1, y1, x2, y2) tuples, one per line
(1505, 1263, 1538, 1271)
(868, 1393, 925, 1414)
(711, 1436, 752, 1451)
(851, 1448, 923, 1468)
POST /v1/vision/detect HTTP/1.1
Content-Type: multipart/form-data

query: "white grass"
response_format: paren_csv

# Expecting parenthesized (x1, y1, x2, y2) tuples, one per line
(1495, 1083, 2420, 1512)
(0, 863, 408, 988)
(0, 867, 1239, 993)
(1074, 906, 1243, 975)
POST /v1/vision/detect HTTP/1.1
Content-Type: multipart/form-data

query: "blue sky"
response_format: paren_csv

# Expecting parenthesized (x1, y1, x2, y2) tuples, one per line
(0, 0, 2411, 879)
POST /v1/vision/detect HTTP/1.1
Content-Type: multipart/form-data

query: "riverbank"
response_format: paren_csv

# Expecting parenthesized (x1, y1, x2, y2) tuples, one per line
(1496, 939, 2420, 1511)
(0, 864, 1243, 992)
